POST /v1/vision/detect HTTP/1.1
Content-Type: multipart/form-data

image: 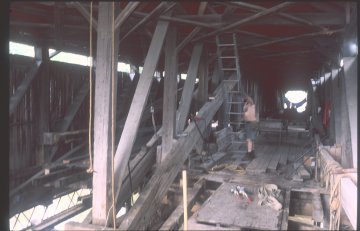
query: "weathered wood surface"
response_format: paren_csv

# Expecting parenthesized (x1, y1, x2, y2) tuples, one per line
(161, 26, 177, 161)
(187, 216, 239, 230)
(280, 190, 291, 230)
(160, 179, 205, 230)
(176, 43, 204, 133)
(113, 16, 170, 207)
(278, 143, 289, 166)
(195, 182, 283, 230)
(341, 177, 357, 229)
(267, 146, 281, 171)
(118, 79, 237, 230)
(92, 2, 119, 225)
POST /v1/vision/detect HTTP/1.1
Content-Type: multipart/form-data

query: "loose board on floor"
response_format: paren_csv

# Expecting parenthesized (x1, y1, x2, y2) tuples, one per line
(195, 182, 284, 230)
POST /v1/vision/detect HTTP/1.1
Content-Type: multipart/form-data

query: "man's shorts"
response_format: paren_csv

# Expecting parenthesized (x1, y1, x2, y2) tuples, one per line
(245, 121, 258, 140)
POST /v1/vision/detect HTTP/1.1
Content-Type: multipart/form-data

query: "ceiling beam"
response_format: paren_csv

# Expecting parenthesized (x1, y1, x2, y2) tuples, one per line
(114, 2, 140, 30)
(133, 12, 221, 28)
(69, 2, 98, 31)
(120, 2, 176, 42)
(240, 28, 344, 50)
(229, 1, 329, 32)
(192, 2, 294, 43)
(176, 2, 208, 53)
(11, 21, 89, 30)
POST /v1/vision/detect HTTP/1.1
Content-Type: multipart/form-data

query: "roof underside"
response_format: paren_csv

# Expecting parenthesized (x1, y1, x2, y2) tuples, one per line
(10, 1, 349, 91)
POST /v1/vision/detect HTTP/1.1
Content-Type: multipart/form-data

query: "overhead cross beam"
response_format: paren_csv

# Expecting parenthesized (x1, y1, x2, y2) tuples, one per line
(121, 2, 176, 42)
(192, 2, 293, 42)
(176, 2, 208, 53)
(228, 1, 329, 32)
(70, 2, 98, 31)
(114, 2, 140, 30)
(239, 28, 343, 50)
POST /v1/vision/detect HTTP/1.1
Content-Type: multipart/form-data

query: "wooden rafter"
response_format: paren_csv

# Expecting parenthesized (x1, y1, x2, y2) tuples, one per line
(70, 2, 98, 31)
(192, 2, 294, 42)
(240, 28, 343, 50)
(114, 2, 140, 30)
(228, 1, 329, 32)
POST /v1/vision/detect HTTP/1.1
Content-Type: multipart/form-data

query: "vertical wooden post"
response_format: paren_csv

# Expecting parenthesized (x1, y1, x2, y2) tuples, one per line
(161, 26, 177, 162)
(34, 46, 49, 165)
(182, 170, 188, 231)
(92, 2, 119, 226)
(176, 43, 203, 133)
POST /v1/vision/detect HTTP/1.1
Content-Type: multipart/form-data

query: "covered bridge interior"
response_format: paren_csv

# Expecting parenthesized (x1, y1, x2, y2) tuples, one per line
(9, 1, 358, 230)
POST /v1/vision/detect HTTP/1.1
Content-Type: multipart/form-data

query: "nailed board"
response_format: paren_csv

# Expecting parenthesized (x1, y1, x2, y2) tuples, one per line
(195, 182, 283, 230)
(278, 143, 290, 166)
(246, 145, 273, 175)
(267, 146, 282, 171)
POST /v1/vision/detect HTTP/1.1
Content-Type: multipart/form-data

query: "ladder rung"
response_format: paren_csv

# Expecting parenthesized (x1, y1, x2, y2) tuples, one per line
(232, 141, 247, 144)
(227, 112, 244, 115)
(229, 122, 246, 125)
(228, 91, 243, 94)
(220, 56, 236, 59)
(222, 68, 237, 71)
(218, 43, 235, 47)
(227, 102, 244, 104)
(227, 150, 247, 153)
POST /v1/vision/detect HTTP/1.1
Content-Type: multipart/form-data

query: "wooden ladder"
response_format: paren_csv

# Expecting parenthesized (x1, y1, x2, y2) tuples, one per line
(216, 33, 246, 154)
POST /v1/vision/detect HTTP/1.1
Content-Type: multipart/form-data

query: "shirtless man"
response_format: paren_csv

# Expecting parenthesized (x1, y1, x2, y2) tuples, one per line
(242, 95, 258, 161)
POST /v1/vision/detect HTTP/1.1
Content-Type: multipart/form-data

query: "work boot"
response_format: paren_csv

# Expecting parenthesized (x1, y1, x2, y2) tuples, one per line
(242, 151, 254, 161)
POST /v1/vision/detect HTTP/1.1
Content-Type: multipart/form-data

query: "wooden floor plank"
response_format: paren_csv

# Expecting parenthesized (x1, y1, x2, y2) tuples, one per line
(160, 179, 205, 230)
(267, 146, 281, 171)
(279, 143, 289, 166)
(195, 182, 283, 230)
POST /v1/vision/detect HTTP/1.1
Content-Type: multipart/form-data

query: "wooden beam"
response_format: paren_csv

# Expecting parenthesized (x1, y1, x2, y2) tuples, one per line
(229, 1, 329, 32)
(240, 28, 344, 50)
(9, 61, 41, 116)
(198, 55, 208, 105)
(118, 77, 237, 230)
(176, 43, 203, 133)
(341, 177, 357, 229)
(133, 12, 218, 28)
(121, 2, 176, 42)
(161, 26, 177, 161)
(113, 15, 170, 207)
(70, 2, 98, 31)
(176, 2, 207, 53)
(192, 2, 293, 42)
(33, 46, 50, 166)
(114, 2, 140, 30)
(92, 2, 119, 225)
(160, 179, 205, 230)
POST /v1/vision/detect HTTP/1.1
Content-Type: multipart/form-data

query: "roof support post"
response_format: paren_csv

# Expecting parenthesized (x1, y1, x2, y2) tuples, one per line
(113, 14, 171, 209)
(92, 2, 119, 225)
(161, 26, 177, 162)
(176, 43, 203, 133)
(34, 46, 50, 166)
